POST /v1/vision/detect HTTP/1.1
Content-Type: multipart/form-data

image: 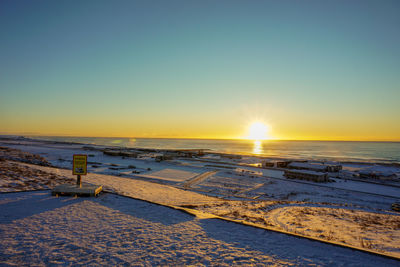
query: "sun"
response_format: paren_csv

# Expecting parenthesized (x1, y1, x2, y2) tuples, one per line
(247, 122, 269, 140)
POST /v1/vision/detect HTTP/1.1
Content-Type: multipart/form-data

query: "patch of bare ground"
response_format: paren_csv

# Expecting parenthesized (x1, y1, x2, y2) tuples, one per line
(0, 146, 52, 166)
(0, 160, 73, 192)
(187, 201, 400, 257)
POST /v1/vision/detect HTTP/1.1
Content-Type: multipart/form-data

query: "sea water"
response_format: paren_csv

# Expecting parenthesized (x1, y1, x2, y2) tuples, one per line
(26, 136, 400, 164)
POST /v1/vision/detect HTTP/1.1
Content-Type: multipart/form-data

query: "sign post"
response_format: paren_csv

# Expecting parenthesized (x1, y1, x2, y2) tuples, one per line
(73, 155, 87, 188)
(51, 154, 101, 197)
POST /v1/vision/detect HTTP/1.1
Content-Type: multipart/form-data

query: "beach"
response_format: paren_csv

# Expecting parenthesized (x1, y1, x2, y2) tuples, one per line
(1, 137, 400, 265)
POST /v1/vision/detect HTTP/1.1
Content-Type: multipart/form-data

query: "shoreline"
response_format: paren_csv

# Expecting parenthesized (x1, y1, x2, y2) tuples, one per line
(2, 135, 400, 166)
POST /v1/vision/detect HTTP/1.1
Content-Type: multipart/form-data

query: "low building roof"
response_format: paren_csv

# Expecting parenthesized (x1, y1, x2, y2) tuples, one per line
(285, 169, 327, 176)
(288, 162, 327, 170)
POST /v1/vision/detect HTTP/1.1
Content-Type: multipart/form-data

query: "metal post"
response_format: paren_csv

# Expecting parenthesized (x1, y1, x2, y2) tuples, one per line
(76, 175, 81, 188)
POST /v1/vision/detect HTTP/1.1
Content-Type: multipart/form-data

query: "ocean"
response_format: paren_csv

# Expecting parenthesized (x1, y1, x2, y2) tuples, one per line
(26, 136, 400, 164)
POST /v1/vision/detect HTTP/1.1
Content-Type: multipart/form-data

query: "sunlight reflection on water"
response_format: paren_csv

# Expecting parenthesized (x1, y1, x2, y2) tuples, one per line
(253, 140, 262, 154)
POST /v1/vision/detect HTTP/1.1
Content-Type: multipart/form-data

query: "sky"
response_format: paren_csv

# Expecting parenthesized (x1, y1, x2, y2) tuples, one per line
(1, 0, 399, 141)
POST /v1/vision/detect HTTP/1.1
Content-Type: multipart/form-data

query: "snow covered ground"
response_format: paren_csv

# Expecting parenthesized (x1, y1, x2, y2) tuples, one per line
(2, 140, 399, 204)
(1, 139, 400, 263)
(1, 191, 399, 266)
(9, 160, 399, 259)
(191, 201, 400, 257)
(19, 162, 219, 206)
(140, 168, 200, 183)
(189, 170, 398, 211)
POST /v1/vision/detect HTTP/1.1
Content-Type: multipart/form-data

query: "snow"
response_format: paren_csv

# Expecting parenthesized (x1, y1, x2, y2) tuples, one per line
(359, 166, 397, 178)
(0, 160, 75, 192)
(329, 178, 400, 198)
(265, 206, 400, 255)
(186, 170, 398, 211)
(21, 162, 219, 206)
(139, 168, 200, 182)
(1, 191, 399, 266)
(1, 139, 400, 264)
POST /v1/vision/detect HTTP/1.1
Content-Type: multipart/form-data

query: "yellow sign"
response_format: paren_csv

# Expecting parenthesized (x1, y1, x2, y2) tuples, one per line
(73, 154, 87, 175)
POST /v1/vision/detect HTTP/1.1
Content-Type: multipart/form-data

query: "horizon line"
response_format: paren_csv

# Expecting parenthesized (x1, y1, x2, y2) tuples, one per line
(1, 134, 400, 143)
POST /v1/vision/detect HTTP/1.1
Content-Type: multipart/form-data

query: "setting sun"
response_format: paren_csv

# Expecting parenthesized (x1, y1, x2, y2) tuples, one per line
(247, 122, 269, 140)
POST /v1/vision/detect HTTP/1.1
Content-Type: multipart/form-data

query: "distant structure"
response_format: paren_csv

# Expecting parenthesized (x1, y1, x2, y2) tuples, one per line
(261, 160, 276, 168)
(235, 168, 262, 177)
(359, 168, 397, 180)
(276, 160, 293, 168)
(220, 153, 242, 160)
(284, 169, 329, 182)
(288, 162, 342, 172)
(155, 153, 173, 162)
(103, 149, 138, 158)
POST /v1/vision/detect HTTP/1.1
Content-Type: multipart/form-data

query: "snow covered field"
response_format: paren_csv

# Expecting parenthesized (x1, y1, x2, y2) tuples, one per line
(1, 191, 399, 266)
(191, 171, 399, 211)
(8, 160, 399, 259)
(1, 139, 400, 263)
(190, 201, 400, 256)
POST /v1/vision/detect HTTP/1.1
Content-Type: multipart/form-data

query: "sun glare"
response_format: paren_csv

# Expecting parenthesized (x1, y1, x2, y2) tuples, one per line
(247, 122, 269, 140)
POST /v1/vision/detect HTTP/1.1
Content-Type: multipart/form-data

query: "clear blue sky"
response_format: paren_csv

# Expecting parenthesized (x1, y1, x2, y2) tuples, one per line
(1, 0, 399, 140)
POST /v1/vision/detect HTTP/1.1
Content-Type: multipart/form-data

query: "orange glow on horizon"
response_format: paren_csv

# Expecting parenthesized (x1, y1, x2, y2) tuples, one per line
(1, 116, 399, 142)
